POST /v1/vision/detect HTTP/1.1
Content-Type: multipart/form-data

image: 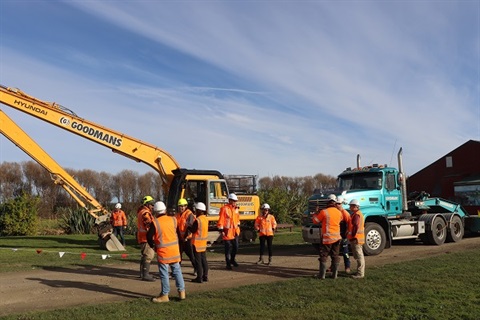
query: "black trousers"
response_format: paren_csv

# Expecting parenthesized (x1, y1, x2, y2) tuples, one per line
(224, 236, 239, 266)
(193, 246, 209, 280)
(181, 239, 197, 271)
(259, 235, 274, 258)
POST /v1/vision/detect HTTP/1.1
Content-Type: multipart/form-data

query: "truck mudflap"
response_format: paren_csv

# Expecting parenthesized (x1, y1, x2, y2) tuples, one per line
(464, 216, 480, 233)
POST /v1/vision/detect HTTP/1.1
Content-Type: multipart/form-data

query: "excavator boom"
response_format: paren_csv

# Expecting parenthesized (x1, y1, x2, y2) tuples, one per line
(0, 109, 125, 251)
(0, 85, 179, 195)
(0, 84, 260, 242)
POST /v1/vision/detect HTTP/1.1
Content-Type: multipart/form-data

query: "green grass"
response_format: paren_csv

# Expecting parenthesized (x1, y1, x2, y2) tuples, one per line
(0, 228, 300, 272)
(2, 229, 480, 319)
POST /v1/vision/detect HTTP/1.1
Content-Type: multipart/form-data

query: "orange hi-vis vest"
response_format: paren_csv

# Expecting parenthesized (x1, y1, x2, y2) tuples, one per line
(137, 205, 153, 244)
(111, 209, 127, 227)
(313, 206, 343, 244)
(255, 213, 277, 236)
(347, 210, 365, 245)
(177, 208, 194, 240)
(192, 215, 208, 252)
(217, 203, 240, 241)
(152, 215, 181, 265)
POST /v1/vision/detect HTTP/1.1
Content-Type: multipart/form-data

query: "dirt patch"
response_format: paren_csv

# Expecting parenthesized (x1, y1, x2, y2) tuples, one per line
(1, 236, 479, 317)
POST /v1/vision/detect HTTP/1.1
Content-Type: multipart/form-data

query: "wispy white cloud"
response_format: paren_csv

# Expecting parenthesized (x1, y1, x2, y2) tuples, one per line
(0, 1, 478, 180)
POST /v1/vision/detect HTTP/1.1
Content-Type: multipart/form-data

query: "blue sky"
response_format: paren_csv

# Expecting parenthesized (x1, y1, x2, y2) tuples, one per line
(0, 1, 479, 179)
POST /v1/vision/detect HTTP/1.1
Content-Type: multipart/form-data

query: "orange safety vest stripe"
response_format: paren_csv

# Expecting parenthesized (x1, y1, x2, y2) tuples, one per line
(153, 216, 181, 264)
(177, 209, 194, 240)
(255, 214, 277, 236)
(111, 210, 127, 226)
(193, 215, 208, 252)
(318, 207, 343, 244)
(137, 206, 153, 243)
(347, 210, 365, 245)
(217, 204, 240, 240)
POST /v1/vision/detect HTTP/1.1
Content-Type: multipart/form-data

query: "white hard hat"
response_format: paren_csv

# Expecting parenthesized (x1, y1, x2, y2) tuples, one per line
(195, 202, 206, 211)
(228, 193, 238, 201)
(327, 194, 337, 202)
(349, 199, 360, 206)
(153, 201, 167, 214)
(336, 196, 344, 204)
(261, 203, 270, 210)
(115, 203, 121, 209)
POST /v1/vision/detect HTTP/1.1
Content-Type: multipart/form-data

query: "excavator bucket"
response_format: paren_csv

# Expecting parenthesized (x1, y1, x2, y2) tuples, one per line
(95, 215, 126, 252)
(103, 234, 126, 252)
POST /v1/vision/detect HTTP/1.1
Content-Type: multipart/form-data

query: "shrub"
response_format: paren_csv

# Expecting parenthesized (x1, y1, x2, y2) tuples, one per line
(0, 192, 39, 236)
(59, 207, 95, 234)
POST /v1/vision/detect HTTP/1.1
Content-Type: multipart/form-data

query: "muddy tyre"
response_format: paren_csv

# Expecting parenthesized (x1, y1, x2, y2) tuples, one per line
(446, 215, 464, 243)
(363, 222, 386, 256)
(427, 216, 447, 245)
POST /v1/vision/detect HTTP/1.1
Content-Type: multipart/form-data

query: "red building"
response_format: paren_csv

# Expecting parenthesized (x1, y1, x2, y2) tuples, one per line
(407, 140, 480, 215)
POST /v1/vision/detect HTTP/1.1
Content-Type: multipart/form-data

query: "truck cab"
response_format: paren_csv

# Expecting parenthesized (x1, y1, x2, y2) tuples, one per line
(302, 149, 480, 256)
(302, 164, 401, 254)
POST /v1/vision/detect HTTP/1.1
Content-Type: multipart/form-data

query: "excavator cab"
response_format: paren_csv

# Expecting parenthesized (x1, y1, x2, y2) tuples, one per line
(168, 168, 229, 217)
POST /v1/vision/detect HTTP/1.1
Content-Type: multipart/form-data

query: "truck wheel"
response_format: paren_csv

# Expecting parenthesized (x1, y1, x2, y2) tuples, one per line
(427, 216, 447, 245)
(446, 215, 463, 243)
(363, 222, 386, 256)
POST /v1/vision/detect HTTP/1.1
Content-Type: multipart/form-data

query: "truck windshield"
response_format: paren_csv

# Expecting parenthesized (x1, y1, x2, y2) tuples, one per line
(337, 172, 383, 191)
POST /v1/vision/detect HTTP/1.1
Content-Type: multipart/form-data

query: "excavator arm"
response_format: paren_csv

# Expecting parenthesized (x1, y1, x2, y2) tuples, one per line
(0, 85, 180, 196)
(0, 109, 125, 251)
(0, 84, 260, 242)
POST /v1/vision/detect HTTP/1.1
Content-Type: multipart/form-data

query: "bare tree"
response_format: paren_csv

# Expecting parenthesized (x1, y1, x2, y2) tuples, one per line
(138, 172, 163, 202)
(114, 170, 139, 204)
(0, 162, 24, 201)
(21, 161, 60, 218)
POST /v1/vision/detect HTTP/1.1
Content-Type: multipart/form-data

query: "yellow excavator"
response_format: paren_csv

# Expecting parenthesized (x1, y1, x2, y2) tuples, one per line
(0, 85, 260, 242)
(0, 109, 125, 251)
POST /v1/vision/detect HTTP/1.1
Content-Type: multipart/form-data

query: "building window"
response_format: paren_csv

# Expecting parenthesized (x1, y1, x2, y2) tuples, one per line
(446, 156, 453, 168)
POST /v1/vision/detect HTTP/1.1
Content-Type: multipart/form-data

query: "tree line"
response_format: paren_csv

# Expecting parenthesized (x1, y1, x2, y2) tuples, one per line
(0, 160, 337, 234)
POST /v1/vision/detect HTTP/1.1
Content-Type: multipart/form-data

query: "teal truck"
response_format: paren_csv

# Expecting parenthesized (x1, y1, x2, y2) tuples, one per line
(302, 148, 480, 255)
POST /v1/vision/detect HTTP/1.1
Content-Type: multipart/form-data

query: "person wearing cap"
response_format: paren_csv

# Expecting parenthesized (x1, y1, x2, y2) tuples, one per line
(312, 194, 344, 279)
(190, 202, 209, 283)
(110, 203, 127, 247)
(335, 196, 351, 274)
(176, 198, 197, 275)
(348, 199, 365, 279)
(217, 193, 241, 270)
(148, 201, 186, 303)
(254, 203, 277, 265)
(137, 195, 156, 282)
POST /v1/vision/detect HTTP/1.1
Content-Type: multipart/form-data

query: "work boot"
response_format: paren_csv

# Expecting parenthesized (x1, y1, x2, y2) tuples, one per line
(152, 294, 169, 303)
(256, 256, 264, 265)
(331, 263, 340, 279)
(178, 290, 186, 300)
(191, 277, 203, 283)
(318, 262, 327, 280)
(142, 262, 155, 282)
(265, 257, 272, 266)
